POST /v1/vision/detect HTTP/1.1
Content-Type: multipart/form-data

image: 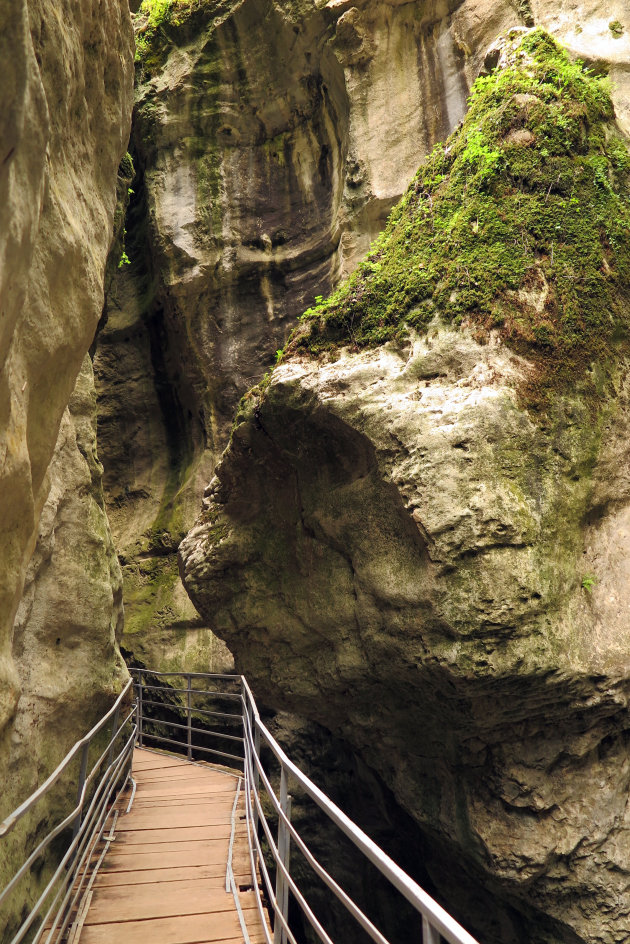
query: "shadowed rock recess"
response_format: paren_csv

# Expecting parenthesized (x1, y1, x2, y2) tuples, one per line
(180, 30, 630, 944)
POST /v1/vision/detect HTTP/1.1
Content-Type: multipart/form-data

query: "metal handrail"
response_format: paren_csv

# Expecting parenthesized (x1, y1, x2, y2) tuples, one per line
(130, 668, 482, 944)
(0, 679, 136, 944)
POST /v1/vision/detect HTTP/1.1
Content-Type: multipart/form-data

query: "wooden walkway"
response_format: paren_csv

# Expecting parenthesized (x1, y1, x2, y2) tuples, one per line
(78, 748, 269, 944)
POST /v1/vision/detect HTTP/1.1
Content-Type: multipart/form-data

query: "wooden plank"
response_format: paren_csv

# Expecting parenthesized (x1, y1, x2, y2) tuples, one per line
(119, 802, 232, 821)
(110, 835, 237, 854)
(112, 825, 237, 846)
(93, 863, 254, 887)
(101, 842, 230, 872)
(134, 766, 237, 781)
(78, 749, 270, 944)
(79, 908, 258, 944)
(84, 879, 256, 924)
(123, 800, 235, 817)
(132, 752, 192, 770)
(134, 765, 238, 788)
(219, 936, 268, 944)
(116, 810, 234, 831)
(130, 795, 235, 810)
(128, 781, 234, 799)
(134, 770, 234, 783)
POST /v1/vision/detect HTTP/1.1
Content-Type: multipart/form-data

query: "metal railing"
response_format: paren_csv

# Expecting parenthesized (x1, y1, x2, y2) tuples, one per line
(0, 679, 136, 944)
(131, 668, 482, 944)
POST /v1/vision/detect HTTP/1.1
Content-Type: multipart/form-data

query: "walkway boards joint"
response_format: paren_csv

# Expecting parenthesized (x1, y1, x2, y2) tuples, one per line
(76, 748, 268, 944)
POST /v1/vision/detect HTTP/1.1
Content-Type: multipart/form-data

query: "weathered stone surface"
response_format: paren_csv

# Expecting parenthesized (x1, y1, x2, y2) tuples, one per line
(10, 355, 127, 800)
(179, 27, 630, 943)
(94, 184, 233, 670)
(0, 0, 133, 918)
(95, 0, 521, 666)
(0, 0, 133, 724)
(97, 0, 630, 670)
(531, 0, 630, 136)
(1, 358, 128, 933)
(181, 324, 630, 942)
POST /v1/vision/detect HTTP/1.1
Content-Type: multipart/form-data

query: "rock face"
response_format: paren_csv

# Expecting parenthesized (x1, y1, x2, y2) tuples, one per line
(1, 358, 127, 933)
(97, 0, 630, 668)
(94, 0, 523, 665)
(180, 30, 630, 944)
(7, 353, 127, 823)
(181, 332, 630, 942)
(0, 0, 133, 915)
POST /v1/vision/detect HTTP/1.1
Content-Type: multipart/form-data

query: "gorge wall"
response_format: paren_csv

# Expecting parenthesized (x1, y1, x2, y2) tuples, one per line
(178, 22, 630, 944)
(1, 0, 629, 942)
(96, 0, 630, 670)
(0, 0, 133, 917)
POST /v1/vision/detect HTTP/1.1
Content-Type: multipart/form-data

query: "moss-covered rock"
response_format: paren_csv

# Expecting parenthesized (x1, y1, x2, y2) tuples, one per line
(99, 0, 497, 670)
(180, 29, 630, 944)
(296, 29, 630, 407)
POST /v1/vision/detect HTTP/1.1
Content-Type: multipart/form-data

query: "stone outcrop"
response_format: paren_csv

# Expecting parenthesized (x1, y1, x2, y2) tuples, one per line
(8, 353, 127, 820)
(96, 0, 630, 670)
(0, 0, 133, 915)
(180, 29, 630, 943)
(94, 0, 519, 666)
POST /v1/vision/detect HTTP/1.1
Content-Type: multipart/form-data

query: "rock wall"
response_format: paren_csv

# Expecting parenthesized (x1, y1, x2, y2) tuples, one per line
(183, 331, 630, 942)
(0, 0, 133, 920)
(96, 0, 630, 669)
(3, 358, 128, 923)
(11, 356, 126, 773)
(94, 0, 519, 666)
(179, 28, 630, 944)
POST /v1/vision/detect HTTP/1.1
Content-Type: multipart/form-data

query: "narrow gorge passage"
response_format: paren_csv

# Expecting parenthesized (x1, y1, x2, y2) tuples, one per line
(2, 2, 630, 944)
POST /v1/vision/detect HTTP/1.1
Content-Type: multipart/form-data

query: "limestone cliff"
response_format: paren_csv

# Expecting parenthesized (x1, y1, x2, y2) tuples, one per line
(180, 30, 630, 943)
(94, 0, 517, 667)
(3, 358, 127, 923)
(0, 0, 133, 914)
(96, 0, 630, 671)
(12, 356, 126, 769)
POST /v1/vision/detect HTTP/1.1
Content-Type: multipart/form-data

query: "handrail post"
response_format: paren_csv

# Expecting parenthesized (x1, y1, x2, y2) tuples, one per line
(137, 674, 143, 747)
(423, 916, 441, 944)
(72, 742, 90, 842)
(253, 723, 260, 835)
(274, 766, 291, 944)
(106, 705, 119, 770)
(187, 675, 192, 760)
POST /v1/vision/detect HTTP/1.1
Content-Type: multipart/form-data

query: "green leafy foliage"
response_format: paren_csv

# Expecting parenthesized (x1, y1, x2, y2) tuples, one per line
(293, 30, 630, 406)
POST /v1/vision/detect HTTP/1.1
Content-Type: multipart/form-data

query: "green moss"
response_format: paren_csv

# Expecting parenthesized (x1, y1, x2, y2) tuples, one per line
(103, 153, 136, 296)
(119, 151, 135, 179)
(134, 0, 238, 75)
(292, 29, 630, 408)
(609, 20, 624, 37)
(123, 556, 180, 636)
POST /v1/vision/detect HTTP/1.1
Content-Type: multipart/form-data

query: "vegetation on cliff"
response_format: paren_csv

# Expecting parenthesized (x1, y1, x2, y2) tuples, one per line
(134, 0, 236, 72)
(293, 29, 630, 401)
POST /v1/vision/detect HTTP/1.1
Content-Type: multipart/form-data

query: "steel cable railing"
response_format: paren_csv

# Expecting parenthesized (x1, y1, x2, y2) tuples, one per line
(130, 668, 482, 944)
(0, 668, 482, 944)
(0, 680, 135, 944)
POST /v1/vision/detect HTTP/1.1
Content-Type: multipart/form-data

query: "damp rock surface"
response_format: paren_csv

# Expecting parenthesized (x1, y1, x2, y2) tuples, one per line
(0, 0, 133, 919)
(180, 29, 630, 944)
